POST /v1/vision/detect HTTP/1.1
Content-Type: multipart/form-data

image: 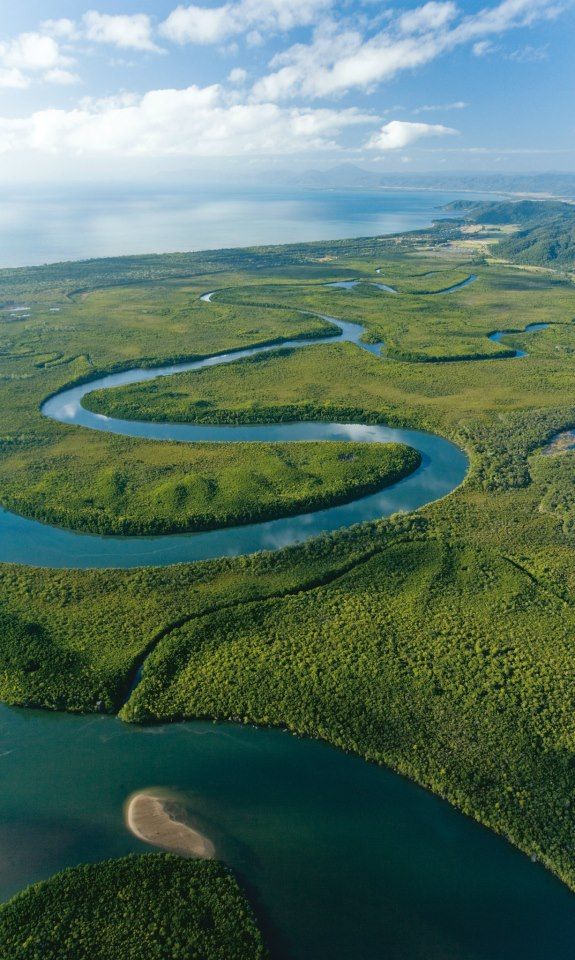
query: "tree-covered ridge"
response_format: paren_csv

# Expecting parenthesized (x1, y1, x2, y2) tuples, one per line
(0, 854, 267, 960)
(453, 198, 575, 270)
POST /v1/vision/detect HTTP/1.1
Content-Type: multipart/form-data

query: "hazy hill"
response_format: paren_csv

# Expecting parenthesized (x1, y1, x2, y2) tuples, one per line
(460, 199, 575, 270)
(283, 167, 575, 198)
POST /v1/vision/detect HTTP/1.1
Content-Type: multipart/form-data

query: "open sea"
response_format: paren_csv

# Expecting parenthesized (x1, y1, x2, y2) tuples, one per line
(0, 184, 493, 268)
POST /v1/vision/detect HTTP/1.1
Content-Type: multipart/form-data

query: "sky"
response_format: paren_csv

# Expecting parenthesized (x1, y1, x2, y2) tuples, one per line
(0, 0, 573, 183)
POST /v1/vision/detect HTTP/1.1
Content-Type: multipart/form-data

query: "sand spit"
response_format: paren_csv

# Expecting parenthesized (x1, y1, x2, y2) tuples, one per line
(126, 790, 215, 859)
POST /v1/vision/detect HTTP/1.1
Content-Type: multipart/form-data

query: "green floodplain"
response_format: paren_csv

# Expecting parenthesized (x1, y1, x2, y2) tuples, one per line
(2, 199, 575, 956)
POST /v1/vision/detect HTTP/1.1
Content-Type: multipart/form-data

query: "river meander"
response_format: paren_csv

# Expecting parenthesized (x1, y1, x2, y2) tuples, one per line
(0, 294, 571, 959)
(0, 313, 468, 567)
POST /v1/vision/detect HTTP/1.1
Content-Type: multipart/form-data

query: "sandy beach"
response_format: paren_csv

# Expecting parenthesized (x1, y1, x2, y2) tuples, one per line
(125, 790, 215, 859)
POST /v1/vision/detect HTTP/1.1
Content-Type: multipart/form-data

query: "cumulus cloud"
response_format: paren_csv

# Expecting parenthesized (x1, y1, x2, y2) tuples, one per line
(0, 84, 372, 158)
(228, 67, 248, 84)
(83, 12, 161, 51)
(0, 30, 77, 89)
(0, 68, 29, 90)
(366, 120, 458, 151)
(253, 0, 564, 101)
(41, 18, 80, 40)
(160, 5, 230, 44)
(160, 0, 333, 45)
(0, 32, 70, 72)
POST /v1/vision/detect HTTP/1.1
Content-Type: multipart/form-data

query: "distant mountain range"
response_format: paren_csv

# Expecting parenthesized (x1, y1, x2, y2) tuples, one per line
(280, 164, 575, 199)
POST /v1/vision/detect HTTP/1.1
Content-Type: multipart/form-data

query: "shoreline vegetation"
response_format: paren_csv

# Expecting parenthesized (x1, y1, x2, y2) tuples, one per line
(2, 199, 575, 952)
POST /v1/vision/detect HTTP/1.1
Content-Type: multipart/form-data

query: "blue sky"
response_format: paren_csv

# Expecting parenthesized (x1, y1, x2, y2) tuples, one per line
(0, 0, 573, 182)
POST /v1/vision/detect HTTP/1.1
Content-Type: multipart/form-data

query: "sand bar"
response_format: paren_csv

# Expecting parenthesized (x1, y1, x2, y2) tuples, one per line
(126, 790, 215, 859)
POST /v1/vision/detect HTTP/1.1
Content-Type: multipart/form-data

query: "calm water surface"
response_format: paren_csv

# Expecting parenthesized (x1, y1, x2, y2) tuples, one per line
(0, 185, 489, 268)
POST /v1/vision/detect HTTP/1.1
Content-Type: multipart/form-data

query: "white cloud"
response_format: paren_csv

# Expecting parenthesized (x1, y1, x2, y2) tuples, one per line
(44, 68, 81, 86)
(452, 0, 564, 43)
(397, 2, 458, 35)
(0, 68, 29, 89)
(0, 30, 77, 89)
(366, 120, 458, 150)
(252, 21, 443, 101)
(413, 100, 468, 113)
(0, 32, 71, 73)
(253, 0, 565, 101)
(228, 67, 248, 84)
(161, 5, 232, 44)
(41, 19, 80, 40)
(472, 40, 494, 55)
(160, 0, 333, 45)
(83, 12, 160, 52)
(0, 84, 372, 158)
(240, 0, 333, 31)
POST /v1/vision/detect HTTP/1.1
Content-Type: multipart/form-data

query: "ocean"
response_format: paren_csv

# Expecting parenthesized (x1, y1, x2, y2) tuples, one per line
(0, 183, 492, 268)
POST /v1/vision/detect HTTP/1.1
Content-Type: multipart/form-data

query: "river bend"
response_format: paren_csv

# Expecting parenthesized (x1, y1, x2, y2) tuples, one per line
(0, 310, 468, 568)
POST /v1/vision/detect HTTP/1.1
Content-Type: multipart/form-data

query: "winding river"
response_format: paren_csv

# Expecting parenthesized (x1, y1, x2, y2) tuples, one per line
(0, 311, 468, 568)
(1, 286, 572, 960)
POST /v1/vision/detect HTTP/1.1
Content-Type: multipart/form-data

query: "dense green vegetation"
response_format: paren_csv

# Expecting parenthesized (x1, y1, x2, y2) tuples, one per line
(123, 537, 575, 888)
(0, 854, 267, 960)
(3, 206, 575, 908)
(0, 434, 418, 535)
(462, 199, 575, 270)
(531, 443, 575, 537)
